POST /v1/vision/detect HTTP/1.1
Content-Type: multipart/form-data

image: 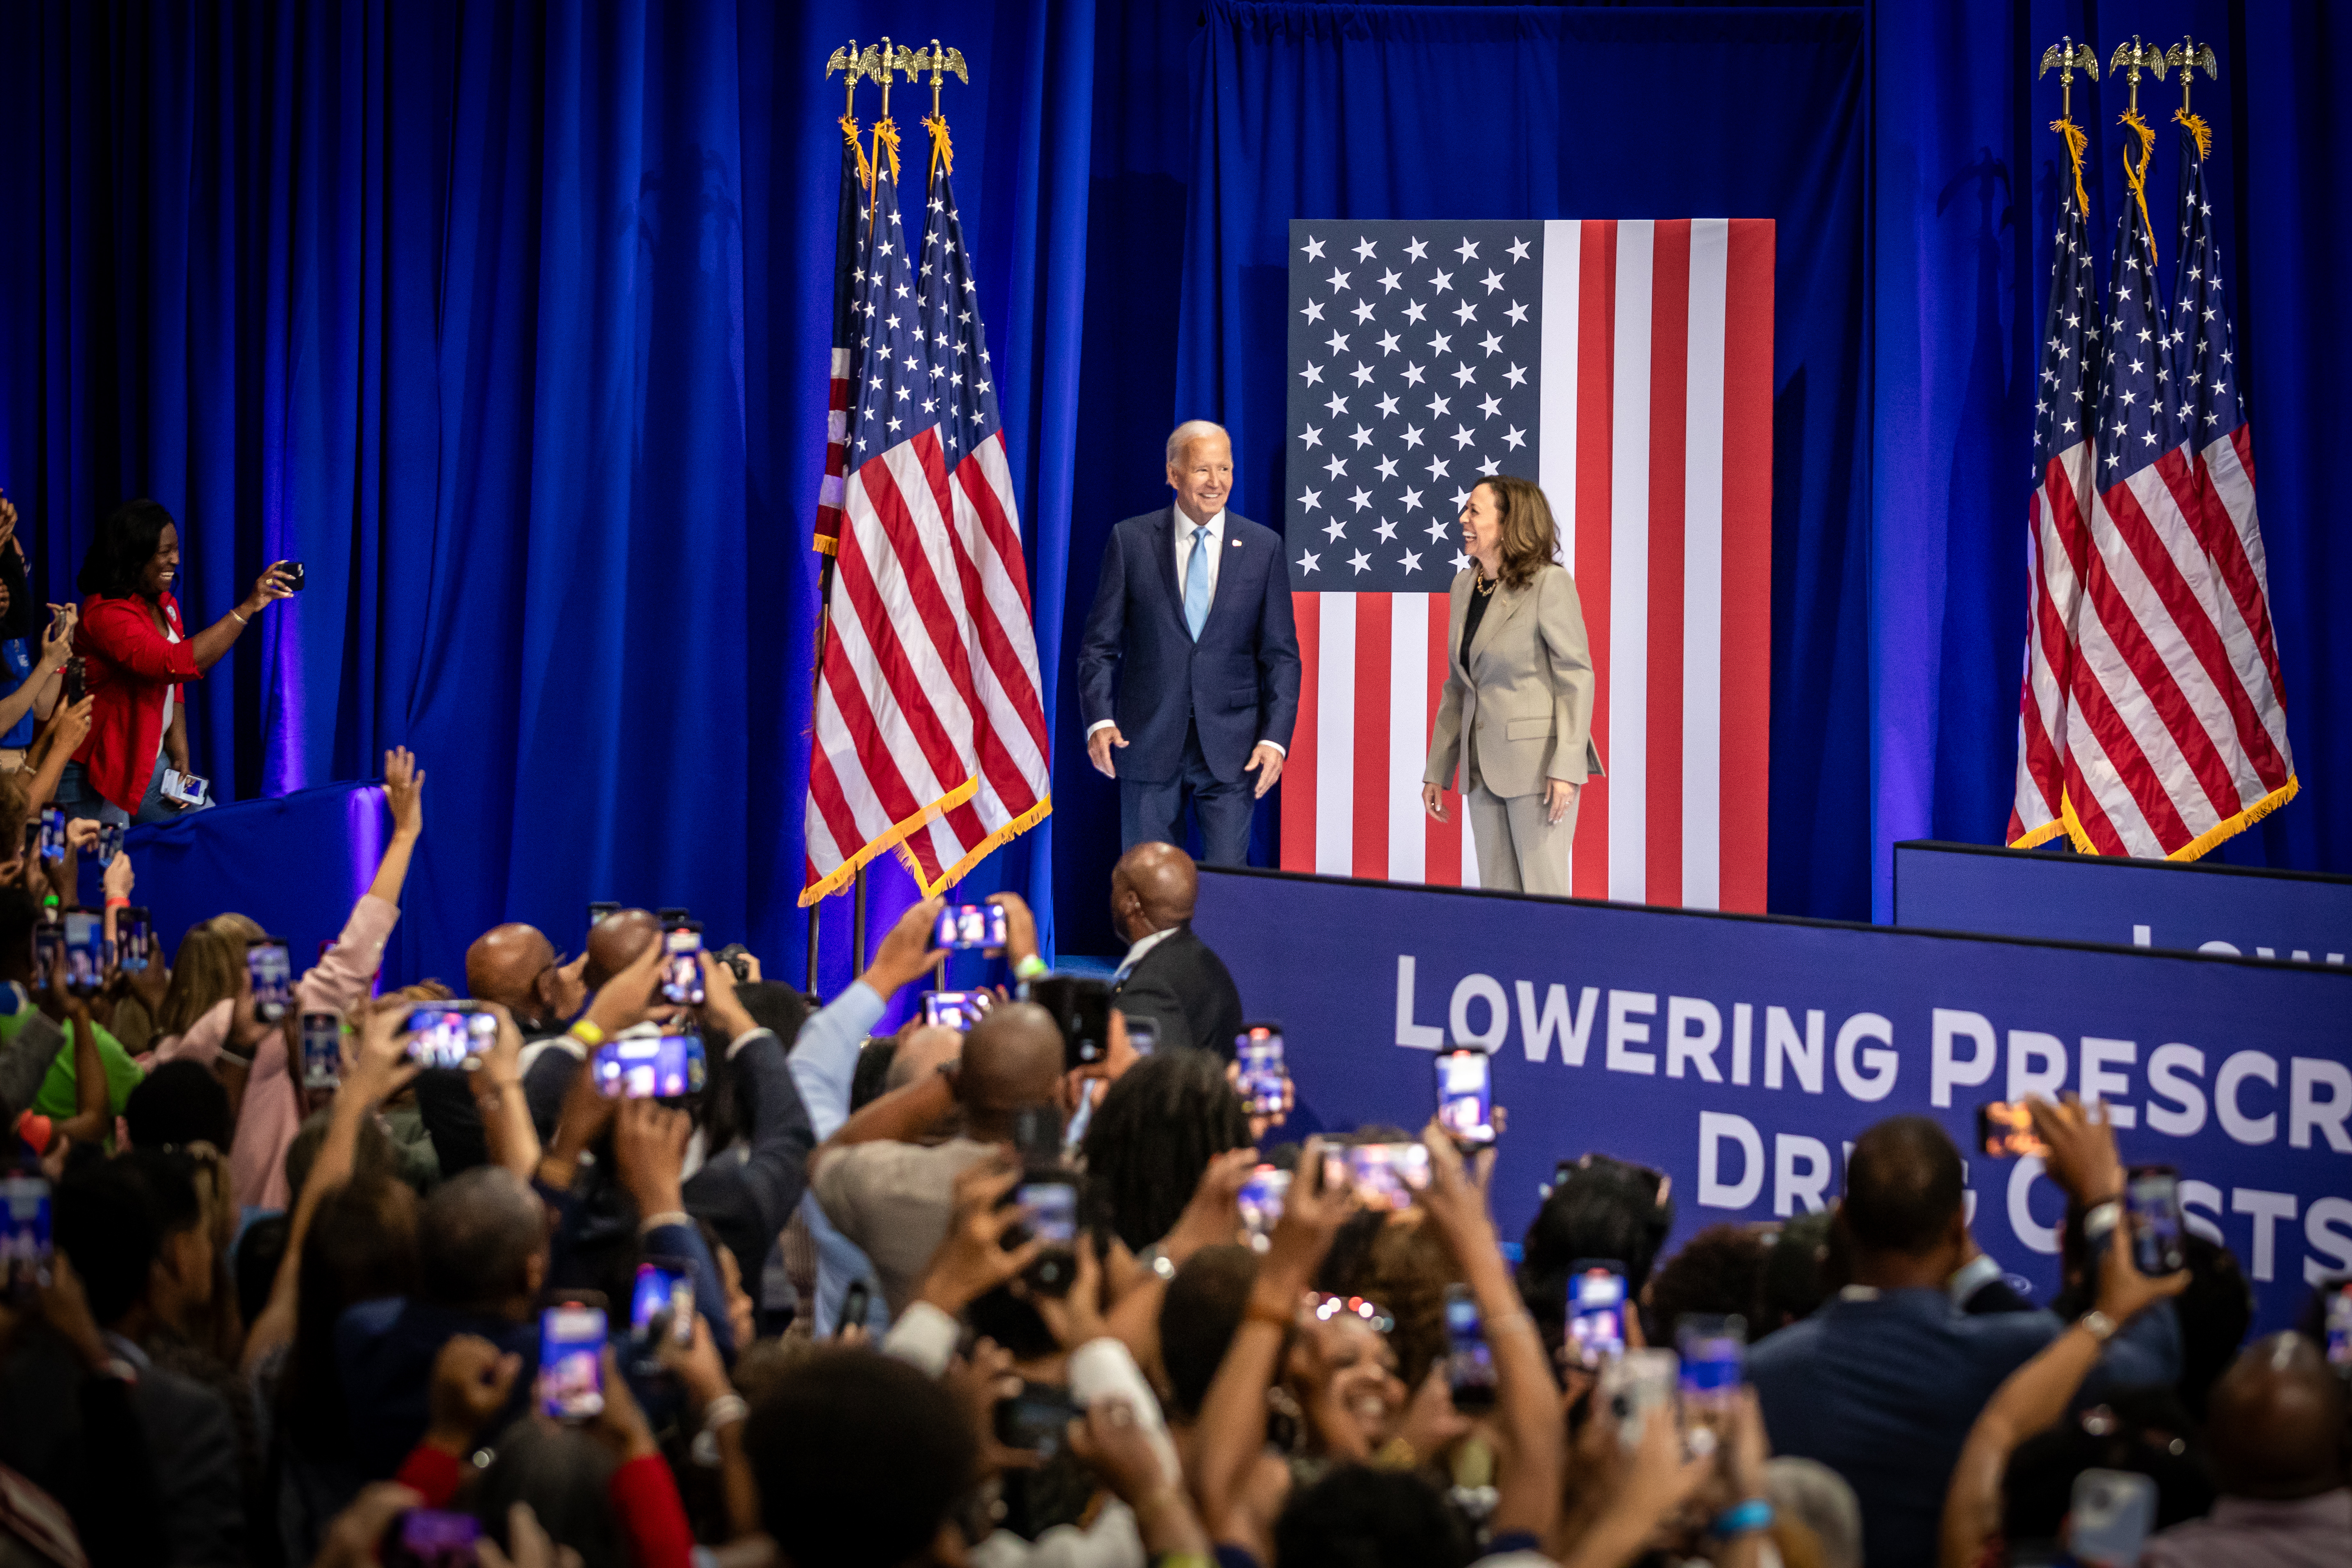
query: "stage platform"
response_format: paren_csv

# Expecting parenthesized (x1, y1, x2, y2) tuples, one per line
(1895, 839, 2352, 965)
(1194, 864, 2352, 1334)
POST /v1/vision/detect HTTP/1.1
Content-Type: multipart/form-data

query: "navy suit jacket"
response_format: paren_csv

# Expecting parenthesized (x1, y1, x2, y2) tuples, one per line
(1078, 508, 1301, 784)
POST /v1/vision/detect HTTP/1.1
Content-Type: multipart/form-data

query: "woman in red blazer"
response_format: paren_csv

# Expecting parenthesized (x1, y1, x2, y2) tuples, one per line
(59, 498, 294, 824)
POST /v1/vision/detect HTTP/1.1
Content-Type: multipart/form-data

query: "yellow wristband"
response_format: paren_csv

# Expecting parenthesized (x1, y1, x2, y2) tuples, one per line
(568, 1020, 606, 1048)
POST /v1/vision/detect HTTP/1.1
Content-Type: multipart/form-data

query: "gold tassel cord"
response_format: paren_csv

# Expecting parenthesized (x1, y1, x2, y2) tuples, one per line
(2118, 108, 2157, 237)
(923, 113, 954, 181)
(839, 114, 871, 191)
(869, 117, 902, 194)
(2173, 106, 2213, 161)
(2051, 117, 2090, 220)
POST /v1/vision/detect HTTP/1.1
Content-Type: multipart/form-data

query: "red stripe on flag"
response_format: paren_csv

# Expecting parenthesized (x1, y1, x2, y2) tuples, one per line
(1645, 221, 1691, 907)
(1426, 601, 1461, 884)
(1282, 593, 1322, 872)
(1352, 594, 1392, 879)
(1718, 220, 1773, 912)
(1573, 220, 1616, 901)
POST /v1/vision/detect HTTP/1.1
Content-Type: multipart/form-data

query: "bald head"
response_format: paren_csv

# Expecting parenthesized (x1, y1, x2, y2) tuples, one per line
(467, 924, 556, 1014)
(1111, 842, 1199, 943)
(957, 1003, 1066, 1139)
(886, 1025, 966, 1093)
(584, 908, 659, 992)
(2206, 1333, 2349, 1499)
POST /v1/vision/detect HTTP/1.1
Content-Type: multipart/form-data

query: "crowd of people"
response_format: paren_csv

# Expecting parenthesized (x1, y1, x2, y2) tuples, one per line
(0, 499, 2345, 1568)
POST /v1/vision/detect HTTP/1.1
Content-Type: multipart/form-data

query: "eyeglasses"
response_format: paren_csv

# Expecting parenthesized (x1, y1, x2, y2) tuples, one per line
(1309, 1293, 1394, 1334)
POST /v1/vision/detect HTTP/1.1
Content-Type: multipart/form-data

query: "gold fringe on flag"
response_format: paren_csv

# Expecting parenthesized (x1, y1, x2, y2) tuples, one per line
(2051, 117, 2090, 220)
(870, 117, 902, 192)
(840, 114, 871, 191)
(2173, 106, 2213, 160)
(923, 113, 954, 180)
(2118, 108, 2157, 235)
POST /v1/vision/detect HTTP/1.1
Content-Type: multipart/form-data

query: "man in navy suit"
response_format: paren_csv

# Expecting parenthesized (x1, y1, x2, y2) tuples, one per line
(1079, 422, 1301, 864)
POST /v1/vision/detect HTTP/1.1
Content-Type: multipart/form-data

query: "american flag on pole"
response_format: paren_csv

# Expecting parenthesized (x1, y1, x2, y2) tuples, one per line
(812, 115, 868, 556)
(800, 123, 1050, 904)
(1278, 220, 1773, 910)
(2008, 124, 2101, 847)
(2017, 114, 2293, 860)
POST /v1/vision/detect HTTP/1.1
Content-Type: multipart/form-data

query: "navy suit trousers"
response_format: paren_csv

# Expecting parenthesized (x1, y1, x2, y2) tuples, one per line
(1119, 720, 1254, 865)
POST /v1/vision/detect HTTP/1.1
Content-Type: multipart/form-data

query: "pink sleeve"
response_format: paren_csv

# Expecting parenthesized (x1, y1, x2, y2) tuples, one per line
(294, 893, 400, 1015)
(151, 999, 235, 1067)
(229, 1027, 301, 1212)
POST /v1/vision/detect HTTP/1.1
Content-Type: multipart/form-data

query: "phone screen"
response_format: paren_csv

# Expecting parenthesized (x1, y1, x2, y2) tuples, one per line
(659, 921, 705, 1006)
(992, 1380, 1080, 1456)
(934, 903, 1009, 950)
(1123, 1014, 1159, 1057)
(116, 907, 152, 972)
(1975, 1100, 2048, 1159)
(248, 938, 294, 1023)
(1237, 1025, 1286, 1117)
(62, 911, 100, 997)
(300, 1012, 344, 1089)
(2, 1176, 53, 1299)
(36, 808, 65, 860)
(922, 990, 995, 1031)
(630, 1261, 696, 1347)
(1676, 1315, 1747, 1430)
(164, 770, 209, 806)
(536, 1305, 607, 1420)
(381, 1509, 480, 1568)
(2326, 1284, 2352, 1369)
(404, 1006, 498, 1070)
(1017, 1178, 1078, 1295)
(593, 1033, 707, 1098)
(1444, 1284, 1498, 1413)
(2068, 1468, 2157, 1567)
(1238, 1165, 1290, 1249)
(1566, 1264, 1628, 1368)
(1331, 1142, 1429, 1212)
(1435, 1049, 1495, 1147)
(92, 823, 125, 869)
(2125, 1166, 2185, 1276)
(1601, 1349, 1679, 1450)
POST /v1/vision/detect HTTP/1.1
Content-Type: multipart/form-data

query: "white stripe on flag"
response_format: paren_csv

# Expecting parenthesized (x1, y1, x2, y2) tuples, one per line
(1316, 593, 1356, 876)
(1681, 219, 1728, 911)
(1540, 220, 1582, 894)
(1608, 221, 1654, 901)
(1389, 593, 1429, 882)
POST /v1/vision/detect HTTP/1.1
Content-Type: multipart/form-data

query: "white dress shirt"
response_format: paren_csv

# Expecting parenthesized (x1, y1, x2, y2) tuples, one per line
(1112, 923, 1180, 980)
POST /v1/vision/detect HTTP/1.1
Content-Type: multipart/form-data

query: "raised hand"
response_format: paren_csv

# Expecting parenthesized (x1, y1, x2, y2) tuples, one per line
(916, 1156, 1041, 1316)
(381, 747, 425, 840)
(244, 563, 299, 616)
(582, 926, 667, 1037)
(345, 1002, 421, 1112)
(866, 893, 946, 995)
(611, 1097, 692, 1220)
(2025, 1094, 2125, 1206)
(425, 1333, 523, 1454)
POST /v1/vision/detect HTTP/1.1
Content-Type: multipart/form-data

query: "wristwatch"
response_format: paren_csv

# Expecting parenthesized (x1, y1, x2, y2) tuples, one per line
(2078, 1308, 2118, 1343)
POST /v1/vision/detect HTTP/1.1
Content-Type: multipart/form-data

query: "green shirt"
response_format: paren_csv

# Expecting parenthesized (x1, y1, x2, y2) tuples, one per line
(0, 994, 145, 1119)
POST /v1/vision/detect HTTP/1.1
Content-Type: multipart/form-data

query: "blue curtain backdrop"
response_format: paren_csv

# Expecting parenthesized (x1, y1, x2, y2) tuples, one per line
(1, 1, 2347, 985)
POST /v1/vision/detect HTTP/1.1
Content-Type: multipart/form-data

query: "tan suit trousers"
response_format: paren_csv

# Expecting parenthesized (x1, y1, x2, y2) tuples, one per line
(1464, 773, 1577, 896)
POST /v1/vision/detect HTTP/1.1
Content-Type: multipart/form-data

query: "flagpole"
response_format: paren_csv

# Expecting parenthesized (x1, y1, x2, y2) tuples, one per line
(811, 40, 868, 994)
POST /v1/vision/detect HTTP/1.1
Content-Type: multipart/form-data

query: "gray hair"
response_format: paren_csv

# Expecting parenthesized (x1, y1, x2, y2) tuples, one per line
(1165, 420, 1230, 469)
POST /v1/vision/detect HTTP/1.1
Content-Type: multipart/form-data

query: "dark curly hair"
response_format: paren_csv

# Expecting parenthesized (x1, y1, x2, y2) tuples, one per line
(77, 497, 177, 600)
(1645, 1222, 1771, 1344)
(1080, 1048, 1252, 1253)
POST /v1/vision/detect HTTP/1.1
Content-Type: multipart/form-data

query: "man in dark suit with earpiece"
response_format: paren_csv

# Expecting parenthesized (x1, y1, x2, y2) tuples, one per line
(1078, 421, 1301, 865)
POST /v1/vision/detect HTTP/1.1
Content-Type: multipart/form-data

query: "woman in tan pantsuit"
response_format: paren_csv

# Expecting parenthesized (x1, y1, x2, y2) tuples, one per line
(1420, 476, 1603, 895)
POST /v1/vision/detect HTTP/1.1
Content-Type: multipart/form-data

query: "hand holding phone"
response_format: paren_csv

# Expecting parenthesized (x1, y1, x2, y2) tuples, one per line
(1566, 1262, 1629, 1369)
(593, 1032, 708, 1098)
(631, 1260, 697, 1349)
(301, 1011, 345, 1089)
(1975, 1100, 2048, 1159)
(922, 989, 995, 1031)
(1011, 1175, 1079, 1296)
(62, 911, 101, 998)
(1028, 974, 1112, 1070)
(404, 1005, 498, 1070)
(934, 902, 1010, 950)
(2124, 1165, 2186, 1277)
(1443, 1283, 1498, 1414)
(1237, 1024, 1287, 1118)
(247, 937, 294, 1023)
(658, 919, 706, 1006)
(1435, 1048, 1495, 1148)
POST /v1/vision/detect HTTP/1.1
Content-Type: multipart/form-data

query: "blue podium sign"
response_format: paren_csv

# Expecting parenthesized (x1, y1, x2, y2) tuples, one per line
(1893, 840, 2352, 966)
(1196, 866, 2352, 1334)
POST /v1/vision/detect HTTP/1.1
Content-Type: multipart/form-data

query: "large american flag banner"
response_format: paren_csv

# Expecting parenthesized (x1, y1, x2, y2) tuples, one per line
(801, 123, 1050, 904)
(1279, 220, 1773, 911)
(2011, 116, 2293, 860)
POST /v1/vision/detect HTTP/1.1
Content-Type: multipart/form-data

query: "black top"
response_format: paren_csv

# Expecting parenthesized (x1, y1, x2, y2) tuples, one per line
(1110, 925, 1247, 1061)
(1459, 574, 1495, 669)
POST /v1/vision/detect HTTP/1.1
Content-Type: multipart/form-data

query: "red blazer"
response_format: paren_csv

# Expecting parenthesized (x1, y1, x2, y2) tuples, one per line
(73, 593, 198, 812)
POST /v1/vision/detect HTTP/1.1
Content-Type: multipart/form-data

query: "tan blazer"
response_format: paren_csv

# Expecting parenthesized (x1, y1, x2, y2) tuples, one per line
(1424, 563, 1604, 799)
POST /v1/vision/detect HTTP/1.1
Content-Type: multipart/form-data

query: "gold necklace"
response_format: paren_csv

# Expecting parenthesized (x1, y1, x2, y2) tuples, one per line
(1473, 572, 1498, 597)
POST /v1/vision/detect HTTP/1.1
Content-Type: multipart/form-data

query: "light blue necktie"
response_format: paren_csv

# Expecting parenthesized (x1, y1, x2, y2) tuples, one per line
(1184, 525, 1212, 638)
